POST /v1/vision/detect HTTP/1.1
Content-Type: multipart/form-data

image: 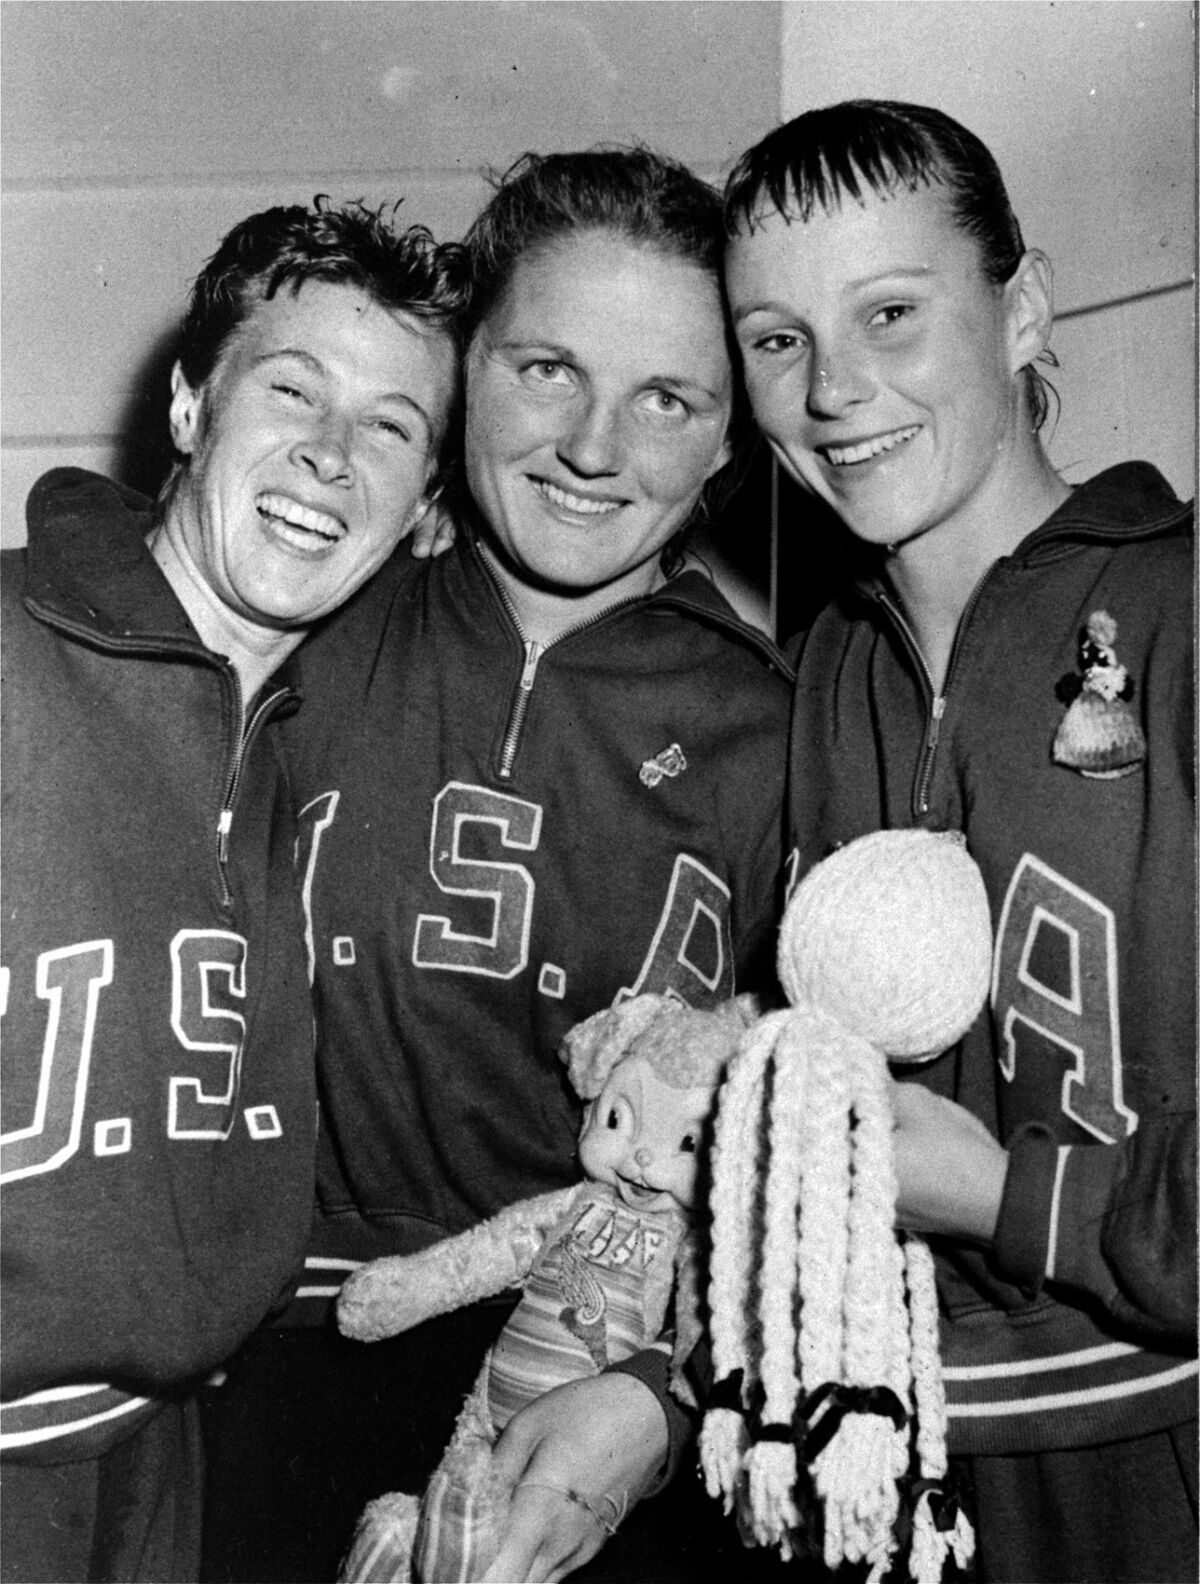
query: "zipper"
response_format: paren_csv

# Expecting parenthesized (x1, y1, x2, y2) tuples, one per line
(498, 641, 544, 779)
(215, 677, 293, 907)
(481, 558, 644, 781)
(877, 564, 996, 819)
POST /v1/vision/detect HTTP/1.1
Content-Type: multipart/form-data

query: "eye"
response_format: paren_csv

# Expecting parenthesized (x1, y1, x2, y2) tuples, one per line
(748, 330, 806, 357)
(271, 381, 310, 402)
(524, 359, 572, 386)
(606, 1107, 621, 1130)
(679, 1132, 697, 1155)
(867, 303, 913, 330)
(641, 388, 688, 418)
(372, 417, 412, 443)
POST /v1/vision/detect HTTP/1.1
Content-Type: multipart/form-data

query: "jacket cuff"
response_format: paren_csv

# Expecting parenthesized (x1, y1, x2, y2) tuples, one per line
(992, 1121, 1060, 1292)
(606, 1345, 697, 1496)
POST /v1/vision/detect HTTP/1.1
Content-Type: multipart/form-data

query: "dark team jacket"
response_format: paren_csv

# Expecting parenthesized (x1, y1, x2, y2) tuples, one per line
(0, 470, 316, 1463)
(282, 530, 793, 1311)
(787, 462, 1197, 1456)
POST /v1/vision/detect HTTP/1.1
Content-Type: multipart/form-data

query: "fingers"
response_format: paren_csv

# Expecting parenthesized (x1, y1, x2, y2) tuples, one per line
(481, 1480, 601, 1584)
(408, 504, 457, 559)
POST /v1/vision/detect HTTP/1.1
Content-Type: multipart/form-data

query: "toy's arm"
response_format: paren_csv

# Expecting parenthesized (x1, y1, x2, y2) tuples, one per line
(338, 1186, 578, 1342)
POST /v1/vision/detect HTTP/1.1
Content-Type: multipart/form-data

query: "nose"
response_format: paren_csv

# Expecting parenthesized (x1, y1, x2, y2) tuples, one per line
(806, 343, 871, 418)
(557, 396, 622, 477)
(290, 416, 353, 485)
(634, 1145, 653, 1171)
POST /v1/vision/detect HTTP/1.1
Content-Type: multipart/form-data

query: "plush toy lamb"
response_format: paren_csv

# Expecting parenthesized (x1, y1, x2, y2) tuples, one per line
(700, 828, 993, 1584)
(336, 992, 753, 1583)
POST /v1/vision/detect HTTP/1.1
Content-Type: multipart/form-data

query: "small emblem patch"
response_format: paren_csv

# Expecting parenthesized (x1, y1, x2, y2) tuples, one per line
(639, 743, 687, 787)
(1052, 610, 1146, 779)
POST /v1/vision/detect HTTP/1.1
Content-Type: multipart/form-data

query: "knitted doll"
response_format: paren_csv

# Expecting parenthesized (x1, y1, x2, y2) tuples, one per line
(336, 992, 753, 1584)
(700, 829, 993, 1584)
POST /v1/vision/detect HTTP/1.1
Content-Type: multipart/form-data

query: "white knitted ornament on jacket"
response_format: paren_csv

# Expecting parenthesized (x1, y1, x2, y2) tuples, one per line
(701, 829, 992, 1584)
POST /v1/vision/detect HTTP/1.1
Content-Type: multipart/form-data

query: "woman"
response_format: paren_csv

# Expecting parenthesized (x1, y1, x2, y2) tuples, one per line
(201, 149, 793, 1584)
(724, 101, 1196, 1583)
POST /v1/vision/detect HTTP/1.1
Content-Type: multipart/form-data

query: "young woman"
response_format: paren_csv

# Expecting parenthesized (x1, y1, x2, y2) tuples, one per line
(724, 99, 1196, 1584)
(200, 149, 793, 1583)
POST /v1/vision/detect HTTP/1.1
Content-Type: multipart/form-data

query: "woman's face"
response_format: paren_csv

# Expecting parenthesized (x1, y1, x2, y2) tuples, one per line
(725, 182, 1032, 557)
(465, 229, 733, 601)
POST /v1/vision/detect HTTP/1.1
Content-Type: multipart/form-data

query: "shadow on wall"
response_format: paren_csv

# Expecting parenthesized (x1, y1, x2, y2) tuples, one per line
(112, 327, 181, 505)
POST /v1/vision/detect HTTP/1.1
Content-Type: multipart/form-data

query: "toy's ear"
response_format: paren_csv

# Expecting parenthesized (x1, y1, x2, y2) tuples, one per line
(560, 994, 673, 1099)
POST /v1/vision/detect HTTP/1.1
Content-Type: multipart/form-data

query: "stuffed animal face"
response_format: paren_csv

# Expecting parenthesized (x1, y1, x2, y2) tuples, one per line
(578, 1054, 715, 1213)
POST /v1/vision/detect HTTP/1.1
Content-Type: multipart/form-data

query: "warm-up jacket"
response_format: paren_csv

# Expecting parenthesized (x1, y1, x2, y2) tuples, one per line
(787, 462, 1196, 1456)
(0, 469, 316, 1462)
(282, 529, 793, 1307)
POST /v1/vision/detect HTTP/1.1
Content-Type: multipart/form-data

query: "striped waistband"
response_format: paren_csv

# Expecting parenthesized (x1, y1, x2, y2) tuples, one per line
(1, 1382, 164, 1464)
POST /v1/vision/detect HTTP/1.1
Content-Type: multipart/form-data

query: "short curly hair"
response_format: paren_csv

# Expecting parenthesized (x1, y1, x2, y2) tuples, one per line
(178, 196, 471, 477)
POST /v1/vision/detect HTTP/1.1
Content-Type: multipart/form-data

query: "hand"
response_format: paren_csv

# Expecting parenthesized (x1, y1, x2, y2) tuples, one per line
(408, 497, 457, 558)
(889, 1079, 1009, 1244)
(481, 1373, 668, 1583)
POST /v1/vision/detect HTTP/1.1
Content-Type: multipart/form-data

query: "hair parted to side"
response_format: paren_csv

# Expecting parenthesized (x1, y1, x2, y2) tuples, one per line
(177, 196, 471, 478)
(724, 100, 1058, 432)
(462, 147, 758, 542)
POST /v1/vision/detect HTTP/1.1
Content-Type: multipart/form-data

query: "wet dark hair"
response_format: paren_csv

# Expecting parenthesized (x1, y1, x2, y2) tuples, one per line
(462, 148, 757, 547)
(724, 100, 1057, 430)
(178, 195, 471, 477)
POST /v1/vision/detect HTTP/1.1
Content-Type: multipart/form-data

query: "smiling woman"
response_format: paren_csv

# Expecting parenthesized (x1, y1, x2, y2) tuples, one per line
(464, 229, 733, 639)
(722, 99, 1196, 1584)
(154, 281, 457, 662)
(198, 149, 795, 1584)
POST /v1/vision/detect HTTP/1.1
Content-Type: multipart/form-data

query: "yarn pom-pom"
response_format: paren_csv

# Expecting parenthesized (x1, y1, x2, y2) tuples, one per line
(778, 829, 990, 1062)
(699, 1406, 749, 1511)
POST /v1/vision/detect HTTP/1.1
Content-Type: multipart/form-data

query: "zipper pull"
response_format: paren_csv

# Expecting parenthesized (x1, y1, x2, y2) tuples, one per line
(928, 693, 946, 748)
(518, 640, 542, 690)
(217, 807, 233, 866)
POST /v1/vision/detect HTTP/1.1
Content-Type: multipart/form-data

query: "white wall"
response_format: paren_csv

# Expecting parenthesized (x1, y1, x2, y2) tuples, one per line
(777, 0, 1196, 498)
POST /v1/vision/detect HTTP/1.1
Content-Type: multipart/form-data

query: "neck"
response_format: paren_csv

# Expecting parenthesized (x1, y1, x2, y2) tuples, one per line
(148, 517, 303, 714)
(886, 443, 1070, 693)
(478, 540, 667, 648)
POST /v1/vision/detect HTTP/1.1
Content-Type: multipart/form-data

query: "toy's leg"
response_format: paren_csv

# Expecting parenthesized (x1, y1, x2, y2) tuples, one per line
(412, 1371, 510, 1583)
(339, 1490, 422, 1583)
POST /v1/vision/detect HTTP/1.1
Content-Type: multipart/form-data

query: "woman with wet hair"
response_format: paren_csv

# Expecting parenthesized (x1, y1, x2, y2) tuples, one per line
(724, 99, 1195, 1584)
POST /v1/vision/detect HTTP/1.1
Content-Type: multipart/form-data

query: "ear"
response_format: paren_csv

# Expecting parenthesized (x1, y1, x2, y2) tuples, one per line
(168, 362, 205, 457)
(560, 994, 668, 1098)
(704, 424, 734, 484)
(1005, 249, 1054, 376)
(403, 475, 444, 534)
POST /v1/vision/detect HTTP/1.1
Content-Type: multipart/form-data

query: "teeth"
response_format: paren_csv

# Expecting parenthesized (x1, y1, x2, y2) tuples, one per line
(536, 479, 621, 516)
(825, 426, 920, 467)
(257, 493, 344, 540)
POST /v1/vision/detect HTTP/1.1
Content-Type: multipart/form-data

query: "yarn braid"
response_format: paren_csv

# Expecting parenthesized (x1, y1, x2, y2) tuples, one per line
(702, 829, 990, 1584)
(700, 1013, 778, 1508)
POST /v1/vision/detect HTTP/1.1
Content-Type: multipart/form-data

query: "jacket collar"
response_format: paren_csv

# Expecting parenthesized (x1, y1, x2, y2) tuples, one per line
(23, 467, 305, 698)
(850, 461, 1192, 606)
(23, 467, 200, 646)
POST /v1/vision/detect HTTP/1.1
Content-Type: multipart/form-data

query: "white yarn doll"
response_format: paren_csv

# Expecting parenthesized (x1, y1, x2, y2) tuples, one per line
(700, 828, 993, 1584)
(335, 992, 753, 1583)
